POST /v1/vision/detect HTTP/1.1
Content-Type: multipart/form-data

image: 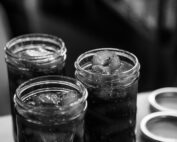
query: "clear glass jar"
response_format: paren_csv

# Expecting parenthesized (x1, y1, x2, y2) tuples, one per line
(4, 33, 67, 141)
(14, 75, 88, 142)
(74, 48, 140, 142)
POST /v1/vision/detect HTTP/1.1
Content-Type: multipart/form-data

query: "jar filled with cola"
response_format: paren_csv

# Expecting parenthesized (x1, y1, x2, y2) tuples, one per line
(14, 75, 88, 142)
(4, 33, 67, 141)
(75, 48, 140, 142)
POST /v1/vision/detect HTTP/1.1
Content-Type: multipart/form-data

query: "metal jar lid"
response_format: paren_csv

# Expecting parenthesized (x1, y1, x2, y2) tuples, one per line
(140, 112, 177, 142)
(149, 87, 177, 112)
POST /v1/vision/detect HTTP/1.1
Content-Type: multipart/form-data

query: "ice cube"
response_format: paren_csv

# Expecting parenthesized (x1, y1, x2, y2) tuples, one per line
(27, 100, 36, 106)
(61, 90, 78, 106)
(20, 45, 53, 59)
(92, 51, 121, 75)
(116, 61, 132, 73)
(112, 61, 134, 84)
(37, 92, 61, 105)
(92, 51, 113, 66)
(109, 53, 121, 72)
(92, 65, 110, 75)
(26, 90, 79, 107)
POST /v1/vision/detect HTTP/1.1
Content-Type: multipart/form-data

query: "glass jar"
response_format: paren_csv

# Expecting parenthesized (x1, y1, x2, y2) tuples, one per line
(4, 33, 67, 141)
(14, 75, 88, 142)
(74, 48, 140, 142)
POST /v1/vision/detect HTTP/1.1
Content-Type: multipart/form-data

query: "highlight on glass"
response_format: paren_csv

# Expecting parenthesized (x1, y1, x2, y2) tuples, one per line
(14, 75, 88, 142)
(75, 48, 140, 142)
(4, 33, 67, 141)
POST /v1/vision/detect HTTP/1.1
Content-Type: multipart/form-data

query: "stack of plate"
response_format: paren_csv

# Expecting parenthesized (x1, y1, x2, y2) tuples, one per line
(140, 87, 177, 142)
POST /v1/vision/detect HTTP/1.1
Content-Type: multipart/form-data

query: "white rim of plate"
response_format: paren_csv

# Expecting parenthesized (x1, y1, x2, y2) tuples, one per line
(148, 87, 177, 112)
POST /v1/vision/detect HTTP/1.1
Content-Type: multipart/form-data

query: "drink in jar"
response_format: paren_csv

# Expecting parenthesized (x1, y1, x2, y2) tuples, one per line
(75, 48, 140, 142)
(14, 75, 88, 142)
(4, 34, 67, 141)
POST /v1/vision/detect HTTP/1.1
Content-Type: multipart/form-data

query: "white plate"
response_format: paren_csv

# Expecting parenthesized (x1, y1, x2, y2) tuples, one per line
(149, 87, 177, 112)
(140, 112, 177, 142)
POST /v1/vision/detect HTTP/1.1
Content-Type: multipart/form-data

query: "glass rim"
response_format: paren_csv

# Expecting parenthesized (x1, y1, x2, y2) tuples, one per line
(74, 47, 140, 77)
(4, 33, 67, 62)
(14, 75, 88, 112)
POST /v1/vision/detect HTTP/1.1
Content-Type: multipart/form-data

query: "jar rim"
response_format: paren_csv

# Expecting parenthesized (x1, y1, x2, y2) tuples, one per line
(4, 33, 67, 62)
(74, 48, 140, 77)
(14, 75, 88, 113)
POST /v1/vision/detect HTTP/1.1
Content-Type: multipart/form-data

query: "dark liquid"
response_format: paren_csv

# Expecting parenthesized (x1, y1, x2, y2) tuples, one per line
(15, 90, 85, 142)
(85, 80, 138, 142)
(7, 53, 65, 142)
(16, 117, 82, 142)
(78, 60, 138, 142)
(16, 116, 84, 142)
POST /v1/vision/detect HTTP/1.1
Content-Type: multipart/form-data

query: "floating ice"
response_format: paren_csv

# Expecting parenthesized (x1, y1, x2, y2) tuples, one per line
(38, 92, 61, 105)
(26, 90, 79, 107)
(22, 45, 53, 58)
(117, 61, 132, 73)
(92, 51, 121, 74)
(61, 90, 78, 106)
(92, 51, 113, 66)
(109, 53, 121, 72)
(92, 65, 110, 75)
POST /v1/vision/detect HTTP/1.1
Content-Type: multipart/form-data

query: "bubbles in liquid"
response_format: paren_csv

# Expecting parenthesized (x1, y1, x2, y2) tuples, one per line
(23, 127, 74, 142)
(24, 89, 79, 107)
(39, 131, 74, 142)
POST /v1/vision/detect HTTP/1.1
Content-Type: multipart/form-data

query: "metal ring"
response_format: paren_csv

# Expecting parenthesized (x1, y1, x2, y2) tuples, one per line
(149, 87, 177, 112)
(140, 112, 177, 142)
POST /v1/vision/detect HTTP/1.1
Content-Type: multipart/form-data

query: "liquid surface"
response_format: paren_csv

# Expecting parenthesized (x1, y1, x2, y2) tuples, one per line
(24, 89, 80, 107)
(85, 61, 133, 74)
(157, 93, 177, 110)
(15, 45, 58, 59)
(148, 118, 177, 139)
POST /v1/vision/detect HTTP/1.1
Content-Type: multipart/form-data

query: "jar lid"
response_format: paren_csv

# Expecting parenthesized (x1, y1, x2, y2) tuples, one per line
(140, 112, 177, 142)
(149, 87, 177, 112)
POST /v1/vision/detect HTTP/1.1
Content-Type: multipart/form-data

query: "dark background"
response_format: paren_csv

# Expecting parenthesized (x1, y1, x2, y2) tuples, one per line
(1, 0, 177, 115)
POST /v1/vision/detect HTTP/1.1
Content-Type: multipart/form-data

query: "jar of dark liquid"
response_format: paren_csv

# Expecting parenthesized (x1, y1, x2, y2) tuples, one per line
(75, 48, 140, 142)
(4, 33, 67, 141)
(14, 75, 88, 142)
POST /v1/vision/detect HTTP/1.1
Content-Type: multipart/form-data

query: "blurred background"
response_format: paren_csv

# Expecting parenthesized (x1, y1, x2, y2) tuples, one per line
(0, 0, 177, 115)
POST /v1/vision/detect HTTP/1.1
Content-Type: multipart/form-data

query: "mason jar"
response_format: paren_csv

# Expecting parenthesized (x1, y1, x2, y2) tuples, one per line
(74, 48, 140, 142)
(14, 75, 88, 142)
(4, 33, 67, 141)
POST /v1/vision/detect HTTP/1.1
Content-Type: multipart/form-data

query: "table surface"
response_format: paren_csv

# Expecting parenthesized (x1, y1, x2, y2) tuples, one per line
(0, 92, 150, 142)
